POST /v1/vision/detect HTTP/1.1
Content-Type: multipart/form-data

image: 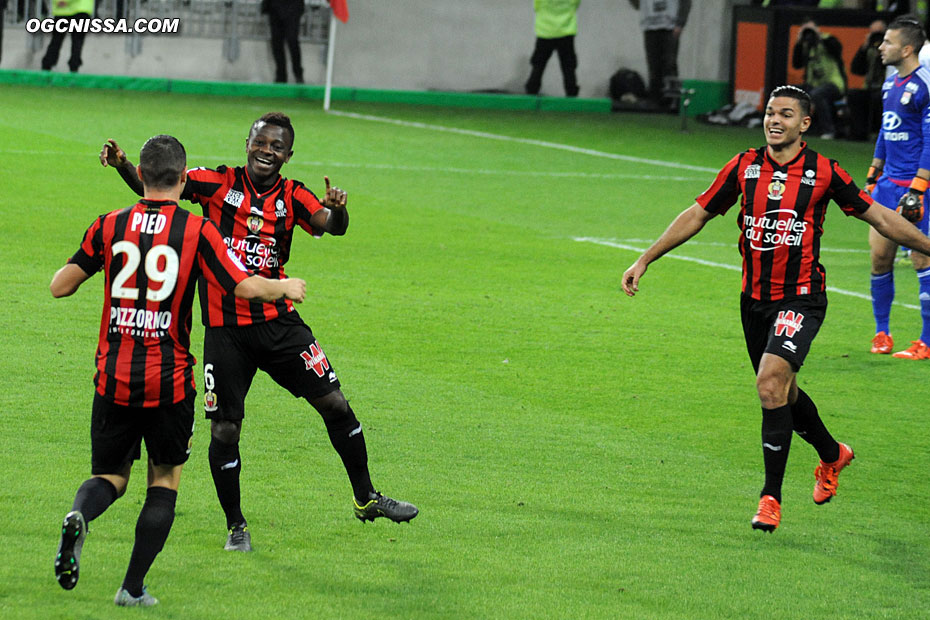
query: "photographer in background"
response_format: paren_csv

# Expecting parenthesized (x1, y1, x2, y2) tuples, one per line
(792, 18, 847, 138)
(848, 20, 889, 141)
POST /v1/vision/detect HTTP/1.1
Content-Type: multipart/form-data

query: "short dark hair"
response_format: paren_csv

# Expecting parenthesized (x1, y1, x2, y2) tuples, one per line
(769, 85, 812, 117)
(888, 15, 927, 52)
(250, 112, 295, 147)
(139, 135, 186, 190)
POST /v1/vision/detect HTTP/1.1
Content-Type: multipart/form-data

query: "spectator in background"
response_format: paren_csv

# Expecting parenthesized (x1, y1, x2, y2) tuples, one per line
(848, 20, 888, 140)
(792, 18, 847, 138)
(264, 0, 305, 83)
(41, 0, 93, 73)
(525, 0, 580, 97)
(1, 0, 7, 67)
(629, 0, 691, 108)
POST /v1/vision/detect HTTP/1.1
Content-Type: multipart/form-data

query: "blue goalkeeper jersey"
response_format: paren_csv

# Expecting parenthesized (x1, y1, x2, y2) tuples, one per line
(874, 67, 930, 182)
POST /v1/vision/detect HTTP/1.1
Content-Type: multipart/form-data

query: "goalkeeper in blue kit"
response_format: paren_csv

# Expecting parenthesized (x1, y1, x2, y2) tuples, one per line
(866, 16, 930, 359)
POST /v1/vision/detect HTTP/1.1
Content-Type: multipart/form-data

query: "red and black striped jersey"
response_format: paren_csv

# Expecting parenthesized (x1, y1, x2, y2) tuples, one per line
(695, 143, 873, 301)
(69, 199, 250, 408)
(181, 165, 324, 327)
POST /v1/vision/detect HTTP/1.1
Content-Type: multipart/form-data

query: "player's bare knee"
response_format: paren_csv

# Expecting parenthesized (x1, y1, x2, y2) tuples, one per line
(756, 374, 789, 409)
(211, 420, 241, 444)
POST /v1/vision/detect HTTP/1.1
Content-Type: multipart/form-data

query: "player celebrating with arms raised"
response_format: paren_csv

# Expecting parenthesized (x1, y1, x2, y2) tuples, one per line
(101, 113, 417, 553)
(865, 16, 930, 359)
(622, 86, 930, 531)
(51, 135, 305, 606)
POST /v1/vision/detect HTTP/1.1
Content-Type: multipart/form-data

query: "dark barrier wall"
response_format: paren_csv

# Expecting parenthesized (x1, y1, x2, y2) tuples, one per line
(732, 6, 896, 109)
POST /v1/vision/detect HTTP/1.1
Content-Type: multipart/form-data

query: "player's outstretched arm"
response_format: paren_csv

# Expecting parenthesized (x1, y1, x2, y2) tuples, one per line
(621, 203, 714, 297)
(310, 176, 349, 235)
(858, 201, 930, 257)
(234, 276, 307, 303)
(50, 264, 93, 298)
(99, 139, 144, 197)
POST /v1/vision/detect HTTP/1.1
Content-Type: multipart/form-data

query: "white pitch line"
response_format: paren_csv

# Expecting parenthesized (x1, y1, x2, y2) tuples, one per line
(574, 236, 920, 310)
(280, 159, 703, 182)
(5, 149, 702, 182)
(326, 109, 719, 173)
(610, 238, 869, 254)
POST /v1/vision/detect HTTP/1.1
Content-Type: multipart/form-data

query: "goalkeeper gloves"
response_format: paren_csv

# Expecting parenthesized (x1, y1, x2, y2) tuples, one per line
(896, 177, 927, 223)
(865, 166, 881, 195)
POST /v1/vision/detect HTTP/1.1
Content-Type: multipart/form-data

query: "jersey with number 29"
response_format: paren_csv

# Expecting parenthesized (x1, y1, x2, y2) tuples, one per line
(69, 199, 250, 408)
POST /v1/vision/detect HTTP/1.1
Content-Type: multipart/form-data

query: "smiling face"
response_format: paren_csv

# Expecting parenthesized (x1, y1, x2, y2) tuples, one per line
(245, 122, 293, 184)
(763, 96, 810, 151)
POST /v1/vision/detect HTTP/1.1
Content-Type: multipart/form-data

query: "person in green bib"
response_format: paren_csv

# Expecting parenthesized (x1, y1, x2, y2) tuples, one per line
(41, 0, 93, 73)
(792, 18, 847, 138)
(524, 0, 581, 97)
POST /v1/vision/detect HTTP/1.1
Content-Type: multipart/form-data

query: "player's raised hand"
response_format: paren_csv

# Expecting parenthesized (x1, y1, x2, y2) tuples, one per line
(897, 188, 925, 223)
(282, 278, 307, 303)
(621, 260, 647, 297)
(100, 139, 127, 168)
(323, 176, 347, 209)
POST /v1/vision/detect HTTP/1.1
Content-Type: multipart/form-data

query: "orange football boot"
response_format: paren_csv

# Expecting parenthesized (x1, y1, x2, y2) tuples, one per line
(892, 340, 930, 360)
(751, 495, 781, 532)
(870, 331, 893, 354)
(813, 442, 855, 505)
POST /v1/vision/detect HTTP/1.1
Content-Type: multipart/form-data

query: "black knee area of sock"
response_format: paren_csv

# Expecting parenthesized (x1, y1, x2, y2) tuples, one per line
(762, 405, 793, 441)
(209, 435, 240, 462)
(73, 477, 119, 523)
(322, 403, 361, 439)
(210, 420, 240, 445)
(791, 389, 817, 429)
(137, 487, 177, 547)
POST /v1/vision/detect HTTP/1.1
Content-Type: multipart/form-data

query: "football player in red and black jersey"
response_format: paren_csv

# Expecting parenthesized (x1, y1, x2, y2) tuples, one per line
(100, 113, 417, 553)
(622, 86, 930, 532)
(52, 135, 306, 606)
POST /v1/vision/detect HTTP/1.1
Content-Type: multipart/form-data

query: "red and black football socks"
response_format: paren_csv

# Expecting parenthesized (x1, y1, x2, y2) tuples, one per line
(208, 436, 245, 529)
(72, 477, 118, 523)
(121, 486, 176, 598)
(760, 405, 793, 503)
(791, 389, 839, 463)
(323, 406, 375, 504)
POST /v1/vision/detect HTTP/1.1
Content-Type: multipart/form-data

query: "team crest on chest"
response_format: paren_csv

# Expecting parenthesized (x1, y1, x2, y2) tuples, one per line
(247, 215, 263, 234)
(767, 171, 787, 200)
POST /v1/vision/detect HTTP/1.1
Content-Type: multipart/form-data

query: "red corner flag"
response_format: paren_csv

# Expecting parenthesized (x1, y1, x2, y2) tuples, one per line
(329, 0, 349, 22)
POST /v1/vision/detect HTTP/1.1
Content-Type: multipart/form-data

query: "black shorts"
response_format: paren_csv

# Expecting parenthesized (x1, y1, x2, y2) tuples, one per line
(90, 392, 195, 475)
(740, 292, 827, 373)
(202, 311, 341, 421)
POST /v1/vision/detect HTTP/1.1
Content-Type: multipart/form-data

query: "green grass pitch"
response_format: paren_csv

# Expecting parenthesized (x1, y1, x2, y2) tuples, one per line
(0, 84, 928, 619)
